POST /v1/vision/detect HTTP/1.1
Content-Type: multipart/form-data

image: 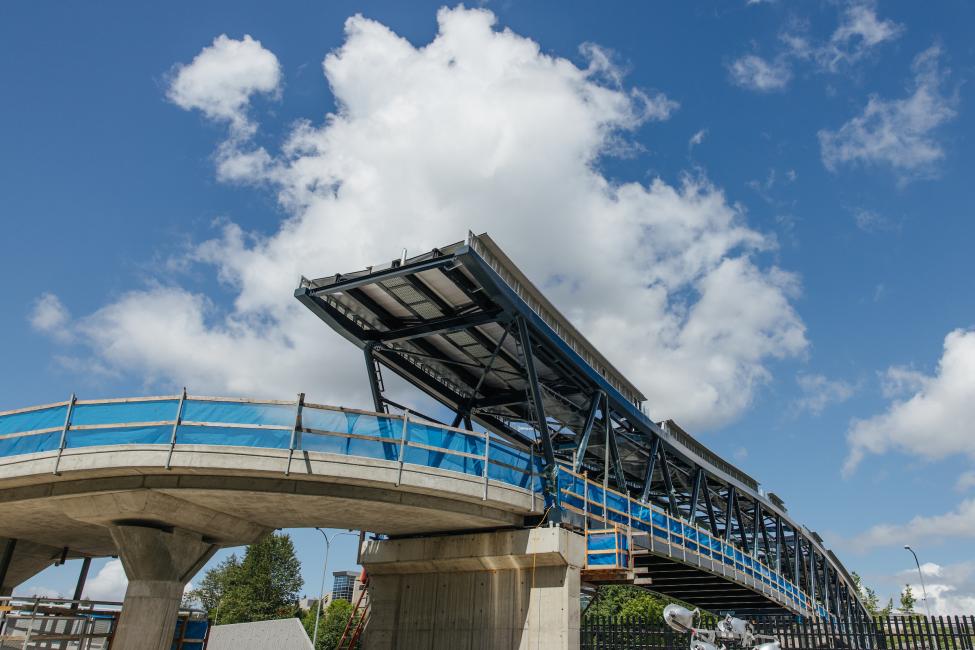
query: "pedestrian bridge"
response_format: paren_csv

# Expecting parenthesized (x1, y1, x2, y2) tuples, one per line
(0, 232, 868, 649)
(3, 394, 817, 618)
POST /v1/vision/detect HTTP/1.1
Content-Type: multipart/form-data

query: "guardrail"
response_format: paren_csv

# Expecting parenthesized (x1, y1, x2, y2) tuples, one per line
(0, 394, 817, 617)
(559, 467, 815, 617)
(0, 596, 208, 649)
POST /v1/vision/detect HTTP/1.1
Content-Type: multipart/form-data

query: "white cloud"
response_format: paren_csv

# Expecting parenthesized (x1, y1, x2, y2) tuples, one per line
(728, 54, 791, 92)
(736, 2, 901, 92)
(688, 129, 707, 151)
(844, 328, 975, 475)
(167, 34, 281, 137)
(880, 365, 927, 398)
(819, 45, 957, 178)
(850, 499, 975, 551)
(39, 7, 807, 431)
(852, 207, 896, 233)
(794, 373, 857, 415)
(13, 585, 64, 599)
(956, 471, 975, 492)
(781, 1, 902, 72)
(78, 558, 194, 603)
(29, 292, 72, 342)
(83, 559, 128, 601)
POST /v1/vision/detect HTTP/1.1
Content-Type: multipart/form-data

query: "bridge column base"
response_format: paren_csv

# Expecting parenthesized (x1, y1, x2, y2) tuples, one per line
(109, 525, 216, 650)
(360, 526, 584, 650)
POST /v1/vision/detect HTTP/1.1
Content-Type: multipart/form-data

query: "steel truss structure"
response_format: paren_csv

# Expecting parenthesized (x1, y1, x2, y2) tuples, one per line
(295, 232, 867, 621)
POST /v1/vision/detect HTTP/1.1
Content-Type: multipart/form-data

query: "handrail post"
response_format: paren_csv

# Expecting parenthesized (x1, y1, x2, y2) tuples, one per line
(165, 388, 187, 470)
(482, 429, 491, 500)
(395, 410, 409, 487)
(529, 446, 536, 512)
(284, 393, 305, 476)
(52, 393, 76, 475)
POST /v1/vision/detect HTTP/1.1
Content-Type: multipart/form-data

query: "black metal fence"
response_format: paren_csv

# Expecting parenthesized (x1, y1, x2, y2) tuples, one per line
(582, 615, 975, 650)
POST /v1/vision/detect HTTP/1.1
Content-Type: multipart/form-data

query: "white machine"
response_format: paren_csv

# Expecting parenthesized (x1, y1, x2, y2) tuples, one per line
(662, 604, 782, 650)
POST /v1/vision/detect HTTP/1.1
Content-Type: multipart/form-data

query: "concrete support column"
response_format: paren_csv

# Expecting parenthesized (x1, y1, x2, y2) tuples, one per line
(109, 526, 216, 650)
(360, 527, 584, 650)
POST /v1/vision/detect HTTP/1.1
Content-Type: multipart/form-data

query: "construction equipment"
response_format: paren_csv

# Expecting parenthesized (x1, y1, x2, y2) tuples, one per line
(663, 604, 781, 650)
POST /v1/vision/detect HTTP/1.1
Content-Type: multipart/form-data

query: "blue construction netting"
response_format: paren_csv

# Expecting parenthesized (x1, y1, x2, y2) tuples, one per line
(0, 394, 819, 617)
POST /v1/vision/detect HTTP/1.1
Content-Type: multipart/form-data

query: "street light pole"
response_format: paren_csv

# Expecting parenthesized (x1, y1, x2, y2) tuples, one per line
(312, 529, 358, 649)
(904, 545, 932, 617)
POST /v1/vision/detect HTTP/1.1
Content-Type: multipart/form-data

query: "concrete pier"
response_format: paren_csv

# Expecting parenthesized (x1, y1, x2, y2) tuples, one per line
(360, 527, 585, 650)
(109, 526, 217, 650)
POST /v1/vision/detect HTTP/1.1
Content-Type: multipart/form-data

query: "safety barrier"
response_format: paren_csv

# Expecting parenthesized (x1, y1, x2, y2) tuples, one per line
(0, 596, 209, 649)
(0, 394, 819, 617)
(582, 615, 975, 650)
(559, 466, 813, 616)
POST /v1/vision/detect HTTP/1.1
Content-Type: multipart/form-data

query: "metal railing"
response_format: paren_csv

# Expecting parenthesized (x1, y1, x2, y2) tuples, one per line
(0, 394, 821, 617)
(581, 615, 975, 650)
(0, 596, 208, 649)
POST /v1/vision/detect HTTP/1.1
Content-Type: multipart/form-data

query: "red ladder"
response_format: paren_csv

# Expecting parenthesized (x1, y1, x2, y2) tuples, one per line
(336, 571, 369, 649)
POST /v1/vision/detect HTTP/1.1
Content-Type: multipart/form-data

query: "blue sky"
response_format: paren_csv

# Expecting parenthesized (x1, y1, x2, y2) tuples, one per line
(2, 1, 974, 611)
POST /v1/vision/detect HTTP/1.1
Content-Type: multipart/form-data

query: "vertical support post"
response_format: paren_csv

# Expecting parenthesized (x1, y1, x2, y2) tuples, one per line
(396, 410, 410, 487)
(573, 392, 603, 473)
(775, 515, 783, 575)
(810, 548, 818, 608)
(52, 393, 76, 475)
(602, 433, 609, 525)
(752, 503, 762, 559)
(702, 475, 720, 536)
(364, 344, 385, 413)
(733, 490, 750, 552)
(688, 468, 703, 525)
(482, 429, 491, 500)
(72, 557, 92, 603)
(605, 396, 627, 494)
(165, 388, 187, 470)
(658, 447, 678, 517)
(285, 393, 305, 476)
(0, 539, 15, 592)
(529, 446, 536, 513)
(639, 435, 660, 503)
(724, 486, 736, 542)
(516, 317, 560, 524)
(582, 471, 589, 535)
(824, 564, 831, 620)
(793, 532, 802, 593)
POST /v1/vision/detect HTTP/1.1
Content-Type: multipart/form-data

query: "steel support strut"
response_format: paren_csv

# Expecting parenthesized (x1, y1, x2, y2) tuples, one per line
(725, 486, 736, 542)
(573, 392, 603, 472)
(516, 317, 560, 523)
(605, 395, 627, 493)
(639, 435, 661, 503)
(364, 344, 386, 413)
(688, 468, 703, 525)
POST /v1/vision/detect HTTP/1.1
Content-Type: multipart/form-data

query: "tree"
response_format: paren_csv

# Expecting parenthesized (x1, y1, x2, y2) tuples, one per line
(213, 533, 304, 624)
(303, 599, 358, 650)
(583, 585, 707, 624)
(852, 572, 882, 616)
(881, 598, 894, 617)
(186, 554, 241, 614)
(900, 585, 916, 614)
